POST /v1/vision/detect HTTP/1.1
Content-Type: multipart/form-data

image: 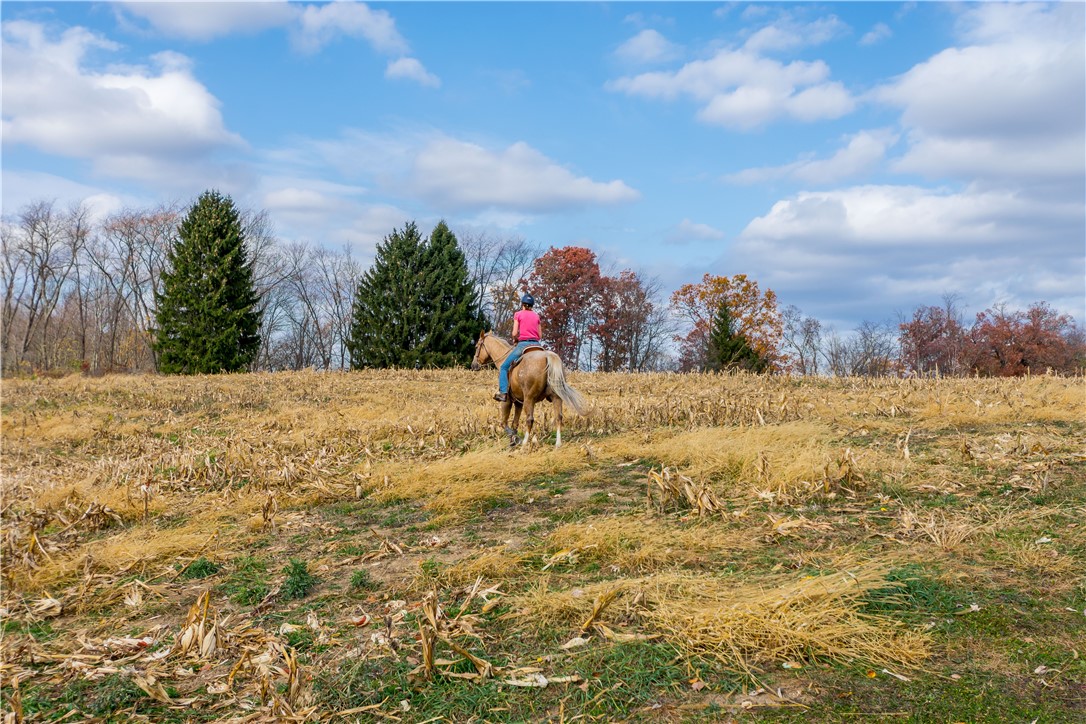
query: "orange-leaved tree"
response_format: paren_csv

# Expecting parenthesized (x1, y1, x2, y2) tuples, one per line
(669, 273, 783, 372)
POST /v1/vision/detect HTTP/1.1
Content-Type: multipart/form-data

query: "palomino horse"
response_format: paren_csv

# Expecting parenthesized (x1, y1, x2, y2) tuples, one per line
(470, 331, 586, 449)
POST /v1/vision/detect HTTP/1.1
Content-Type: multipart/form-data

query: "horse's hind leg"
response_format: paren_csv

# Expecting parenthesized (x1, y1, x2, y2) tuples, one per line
(553, 397, 564, 448)
(521, 399, 535, 450)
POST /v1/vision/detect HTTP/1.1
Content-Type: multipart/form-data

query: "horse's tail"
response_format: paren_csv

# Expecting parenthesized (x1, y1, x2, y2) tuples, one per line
(545, 352, 587, 416)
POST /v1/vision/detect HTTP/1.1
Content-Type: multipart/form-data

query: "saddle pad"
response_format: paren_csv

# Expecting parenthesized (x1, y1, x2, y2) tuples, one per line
(509, 345, 545, 372)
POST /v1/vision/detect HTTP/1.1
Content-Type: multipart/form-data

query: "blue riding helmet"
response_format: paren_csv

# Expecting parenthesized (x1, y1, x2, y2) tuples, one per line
(521, 293, 535, 307)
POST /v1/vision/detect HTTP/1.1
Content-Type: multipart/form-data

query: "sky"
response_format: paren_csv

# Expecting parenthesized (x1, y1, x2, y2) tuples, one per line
(3, 1, 1084, 332)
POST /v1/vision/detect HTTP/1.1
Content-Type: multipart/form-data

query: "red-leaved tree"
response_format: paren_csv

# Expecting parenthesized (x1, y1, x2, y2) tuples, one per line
(968, 302, 1083, 376)
(590, 269, 659, 372)
(523, 246, 601, 368)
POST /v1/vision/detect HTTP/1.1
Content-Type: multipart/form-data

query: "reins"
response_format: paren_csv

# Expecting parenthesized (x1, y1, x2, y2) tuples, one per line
(482, 333, 513, 366)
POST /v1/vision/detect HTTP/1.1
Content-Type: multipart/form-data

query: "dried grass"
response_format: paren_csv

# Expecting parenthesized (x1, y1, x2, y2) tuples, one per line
(513, 562, 930, 677)
(1004, 543, 1080, 579)
(16, 521, 226, 590)
(548, 516, 756, 572)
(441, 546, 533, 586)
(373, 445, 583, 515)
(898, 508, 985, 551)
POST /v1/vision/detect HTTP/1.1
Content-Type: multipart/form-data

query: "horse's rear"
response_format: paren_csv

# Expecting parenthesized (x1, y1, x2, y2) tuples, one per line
(505, 350, 585, 449)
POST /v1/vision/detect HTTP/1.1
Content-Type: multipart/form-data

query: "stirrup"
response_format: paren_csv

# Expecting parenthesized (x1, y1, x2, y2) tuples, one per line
(494, 392, 508, 402)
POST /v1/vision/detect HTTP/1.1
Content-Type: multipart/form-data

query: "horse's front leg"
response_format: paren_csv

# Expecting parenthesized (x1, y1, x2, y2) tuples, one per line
(506, 402, 522, 447)
(501, 399, 517, 446)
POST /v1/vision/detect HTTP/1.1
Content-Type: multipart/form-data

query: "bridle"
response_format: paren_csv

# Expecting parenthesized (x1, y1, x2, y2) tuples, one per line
(472, 333, 511, 370)
(472, 336, 489, 369)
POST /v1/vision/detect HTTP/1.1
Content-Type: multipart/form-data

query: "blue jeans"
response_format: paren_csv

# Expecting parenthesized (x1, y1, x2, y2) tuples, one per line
(499, 340, 538, 393)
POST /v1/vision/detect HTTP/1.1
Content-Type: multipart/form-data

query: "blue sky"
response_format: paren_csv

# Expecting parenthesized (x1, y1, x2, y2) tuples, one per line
(3, 1, 1084, 331)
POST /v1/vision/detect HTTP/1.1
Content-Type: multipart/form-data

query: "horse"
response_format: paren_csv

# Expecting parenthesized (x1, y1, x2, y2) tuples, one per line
(470, 331, 586, 449)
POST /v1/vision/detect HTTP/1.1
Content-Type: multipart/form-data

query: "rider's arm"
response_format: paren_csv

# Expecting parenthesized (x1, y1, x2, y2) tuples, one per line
(511, 316, 520, 341)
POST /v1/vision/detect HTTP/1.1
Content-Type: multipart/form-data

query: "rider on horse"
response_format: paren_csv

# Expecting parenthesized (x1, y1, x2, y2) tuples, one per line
(494, 294, 541, 402)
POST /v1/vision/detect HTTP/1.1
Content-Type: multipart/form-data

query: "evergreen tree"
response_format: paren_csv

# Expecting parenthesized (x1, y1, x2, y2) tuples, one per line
(348, 221, 483, 368)
(421, 221, 487, 366)
(153, 190, 261, 374)
(707, 301, 766, 372)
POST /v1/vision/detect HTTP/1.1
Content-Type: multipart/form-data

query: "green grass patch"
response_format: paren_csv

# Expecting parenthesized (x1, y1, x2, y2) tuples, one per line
(177, 557, 221, 579)
(282, 559, 319, 600)
(220, 555, 270, 606)
(349, 568, 378, 592)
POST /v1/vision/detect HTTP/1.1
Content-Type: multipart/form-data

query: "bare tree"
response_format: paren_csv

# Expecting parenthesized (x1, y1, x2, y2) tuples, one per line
(88, 205, 178, 371)
(781, 304, 823, 375)
(244, 215, 296, 371)
(0, 201, 90, 372)
(314, 245, 361, 369)
(851, 320, 898, 376)
(460, 230, 538, 330)
(819, 328, 848, 377)
(1, 216, 30, 372)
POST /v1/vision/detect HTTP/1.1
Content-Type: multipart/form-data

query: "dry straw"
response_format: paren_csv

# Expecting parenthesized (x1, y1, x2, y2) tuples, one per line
(514, 561, 930, 678)
(548, 515, 758, 572)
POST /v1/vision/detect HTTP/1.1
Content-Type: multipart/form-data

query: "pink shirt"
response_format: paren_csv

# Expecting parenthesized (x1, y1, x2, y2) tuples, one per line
(514, 309, 541, 341)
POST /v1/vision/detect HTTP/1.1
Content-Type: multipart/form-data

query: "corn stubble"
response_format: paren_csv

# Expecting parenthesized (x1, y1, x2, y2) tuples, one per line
(1, 369, 1082, 719)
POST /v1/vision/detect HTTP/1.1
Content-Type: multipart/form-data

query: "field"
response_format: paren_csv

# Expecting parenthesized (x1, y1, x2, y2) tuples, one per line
(1, 369, 1084, 722)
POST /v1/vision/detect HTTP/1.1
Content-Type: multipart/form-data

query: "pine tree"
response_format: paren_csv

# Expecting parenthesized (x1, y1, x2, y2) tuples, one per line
(153, 190, 261, 374)
(421, 221, 487, 367)
(707, 301, 766, 372)
(348, 221, 483, 368)
(348, 222, 426, 368)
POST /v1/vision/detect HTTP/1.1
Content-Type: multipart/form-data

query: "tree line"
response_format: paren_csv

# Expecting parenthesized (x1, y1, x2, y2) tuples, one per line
(2, 192, 1082, 377)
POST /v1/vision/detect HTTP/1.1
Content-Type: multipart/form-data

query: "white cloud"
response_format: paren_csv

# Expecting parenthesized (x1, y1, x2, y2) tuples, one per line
(873, 3, 1084, 186)
(609, 10, 854, 129)
(115, 1, 296, 41)
(608, 49, 855, 129)
(720, 3, 1086, 326)
(251, 171, 403, 252)
(860, 23, 892, 46)
(114, 1, 408, 56)
(733, 185, 1085, 324)
(1, 20, 242, 175)
(293, 1, 407, 55)
(259, 130, 640, 218)
(259, 185, 404, 253)
(263, 187, 348, 215)
(726, 129, 898, 185)
(409, 137, 641, 212)
(666, 219, 725, 244)
(1, 169, 130, 221)
(614, 29, 681, 65)
(743, 15, 847, 53)
(385, 57, 440, 88)
(892, 131, 1084, 185)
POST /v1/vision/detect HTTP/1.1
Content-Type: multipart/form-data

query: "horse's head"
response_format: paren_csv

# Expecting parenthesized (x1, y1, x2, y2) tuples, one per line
(471, 331, 492, 370)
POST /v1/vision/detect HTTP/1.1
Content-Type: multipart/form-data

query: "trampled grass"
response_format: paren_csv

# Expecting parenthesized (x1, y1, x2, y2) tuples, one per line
(2, 369, 1084, 721)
